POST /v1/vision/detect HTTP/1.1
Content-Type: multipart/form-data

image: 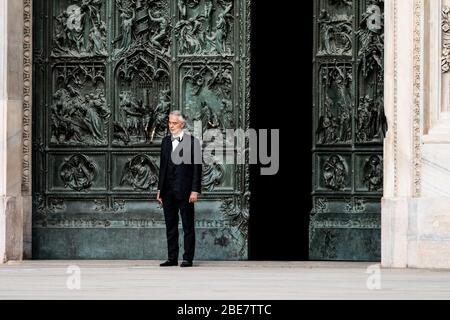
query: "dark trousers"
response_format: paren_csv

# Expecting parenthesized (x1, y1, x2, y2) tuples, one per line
(162, 190, 195, 262)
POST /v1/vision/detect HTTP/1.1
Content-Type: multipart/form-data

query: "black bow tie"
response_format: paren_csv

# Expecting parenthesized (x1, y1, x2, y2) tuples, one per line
(171, 136, 182, 142)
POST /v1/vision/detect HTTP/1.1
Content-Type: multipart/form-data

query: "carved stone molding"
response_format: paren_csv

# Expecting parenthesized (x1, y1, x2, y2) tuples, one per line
(442, 6, 450, 73)
(393, 0, 399, 196)
(22, 0, 32, 194)
(413, 0, 423, 197)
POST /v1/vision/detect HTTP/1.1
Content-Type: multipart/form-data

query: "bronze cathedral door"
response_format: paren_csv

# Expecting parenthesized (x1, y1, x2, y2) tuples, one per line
(32, 0, 250, 259)
(310, 0, 385, 261)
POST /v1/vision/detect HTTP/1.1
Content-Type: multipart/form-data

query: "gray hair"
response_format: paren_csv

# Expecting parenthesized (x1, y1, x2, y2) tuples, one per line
(169, 110, 186, 124)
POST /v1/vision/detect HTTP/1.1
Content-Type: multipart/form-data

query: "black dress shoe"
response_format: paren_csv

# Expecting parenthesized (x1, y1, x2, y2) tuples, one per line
(160, 260, 178, 267)
(180, 261, 193, 267)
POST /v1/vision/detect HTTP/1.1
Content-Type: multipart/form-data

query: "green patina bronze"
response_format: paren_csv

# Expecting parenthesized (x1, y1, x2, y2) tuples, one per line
(311, 0, 385, 261)
(32, 0, 251, 260)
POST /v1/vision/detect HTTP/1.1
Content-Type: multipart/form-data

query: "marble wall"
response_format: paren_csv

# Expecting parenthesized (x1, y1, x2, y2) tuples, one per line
(383, 0, 450, 269)
(0, 0, 27, 262)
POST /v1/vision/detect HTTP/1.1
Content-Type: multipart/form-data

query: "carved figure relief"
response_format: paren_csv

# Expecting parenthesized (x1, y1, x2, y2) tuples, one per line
(323, 155, 347, 191)
(51, 65, 110, 145)
(317, 9, 353, 56)
(357, 0, 384, 78)
(147, 89, 171, 142)
(120, 155, 158, 190)
(196, 101, 221, 132)
(114, 51, 170, 145)
(117, 4, 135, 53)
(363, 155, 383, 191)
(60, 154, 96, 191)
(317, 64, 352, 144)
(114, 0, 171, 57)
(176, 0, 234, 55)
(202, 155, 225, 191)
(356, 1, 386, 143)
(53, 0, 107, 57)
(356, 94, 387, 142)
(182, 63, 233, 132)
(329, 0, 352, 7)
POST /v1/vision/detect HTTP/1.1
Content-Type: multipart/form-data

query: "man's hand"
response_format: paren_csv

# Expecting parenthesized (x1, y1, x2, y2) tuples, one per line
(189, 192, 198, 203)
(156, 190, 163, 205)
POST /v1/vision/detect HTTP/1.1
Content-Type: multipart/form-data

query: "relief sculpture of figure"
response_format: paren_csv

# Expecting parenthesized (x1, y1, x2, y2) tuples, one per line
(146, 89, 171, 142)
(338, 103, 352, 142)
(89, 21, 107, 55)
(356, 95, 386, 142)
(202, 155, 225, 192)
(363, 155, 383, 191)
(133, 158, 157, 190)
(50, 87, 109, 145)
(80, 0, 102, 49)
(175, 16, 204, 55)
(204, 0, 214, 32)
(318, 10, 334, 54)
(206, 3, 233, 55)
(120, 156, 158, 190)
(323, 155, 347, 191)
(66, 5, 86, 52)
(53, 0, 106, 56)
(330, 0, 352, 6)
(51, 90, 72, 143)
(356, 95, 371, 141)
(54, 10, 70, 51)
(80, 94, 104, 143)
(178, 0, 187, 19)
(357, 1, 384, 77)
(119, 91, 143, 137)
(177, 0, 202, 21)
(81, 0, 102, 23)
(197, 101, 221, 133)
(220, 99, 234, 130)
(119, 8, 136, 52)
(148, 10, 169, 51)
(317, 9, 352, 56)
(117, 91, 152, 143)
(60, 155, 95, 191)
(317, 98, 339, 144)
(207, 65, 232, 99)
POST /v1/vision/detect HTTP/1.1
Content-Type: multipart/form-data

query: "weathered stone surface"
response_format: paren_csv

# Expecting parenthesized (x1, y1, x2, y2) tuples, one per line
(2, 261, 450, 299)
(0, 0, 26, 263)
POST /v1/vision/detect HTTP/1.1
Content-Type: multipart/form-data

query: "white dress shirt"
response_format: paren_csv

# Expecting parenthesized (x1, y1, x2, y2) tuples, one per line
(158, 130, 197, 196)
(172, 130, 184, 152)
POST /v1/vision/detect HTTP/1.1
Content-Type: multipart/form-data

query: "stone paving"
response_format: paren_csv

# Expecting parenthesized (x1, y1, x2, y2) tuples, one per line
(0, 261, 449, 299)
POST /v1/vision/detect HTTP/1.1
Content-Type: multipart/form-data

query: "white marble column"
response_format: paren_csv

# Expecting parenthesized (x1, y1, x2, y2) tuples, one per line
(0, 0, 27, 263)
(382, 0, 416, 268)
(383, 0, 450, 269)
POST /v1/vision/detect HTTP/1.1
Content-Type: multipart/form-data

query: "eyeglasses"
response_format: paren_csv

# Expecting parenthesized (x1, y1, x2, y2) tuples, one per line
(168, 121, 182, 126)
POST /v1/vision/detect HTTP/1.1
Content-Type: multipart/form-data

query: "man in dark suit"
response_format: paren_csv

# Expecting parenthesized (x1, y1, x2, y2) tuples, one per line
(157, 111, 202, 267)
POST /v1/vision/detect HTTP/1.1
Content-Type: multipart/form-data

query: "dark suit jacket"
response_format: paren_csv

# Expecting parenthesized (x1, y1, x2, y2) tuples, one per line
(158, 133, 202, 199)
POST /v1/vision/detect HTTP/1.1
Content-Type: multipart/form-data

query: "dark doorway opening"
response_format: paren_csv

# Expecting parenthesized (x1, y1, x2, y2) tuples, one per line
(249, 2, 313, 261)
